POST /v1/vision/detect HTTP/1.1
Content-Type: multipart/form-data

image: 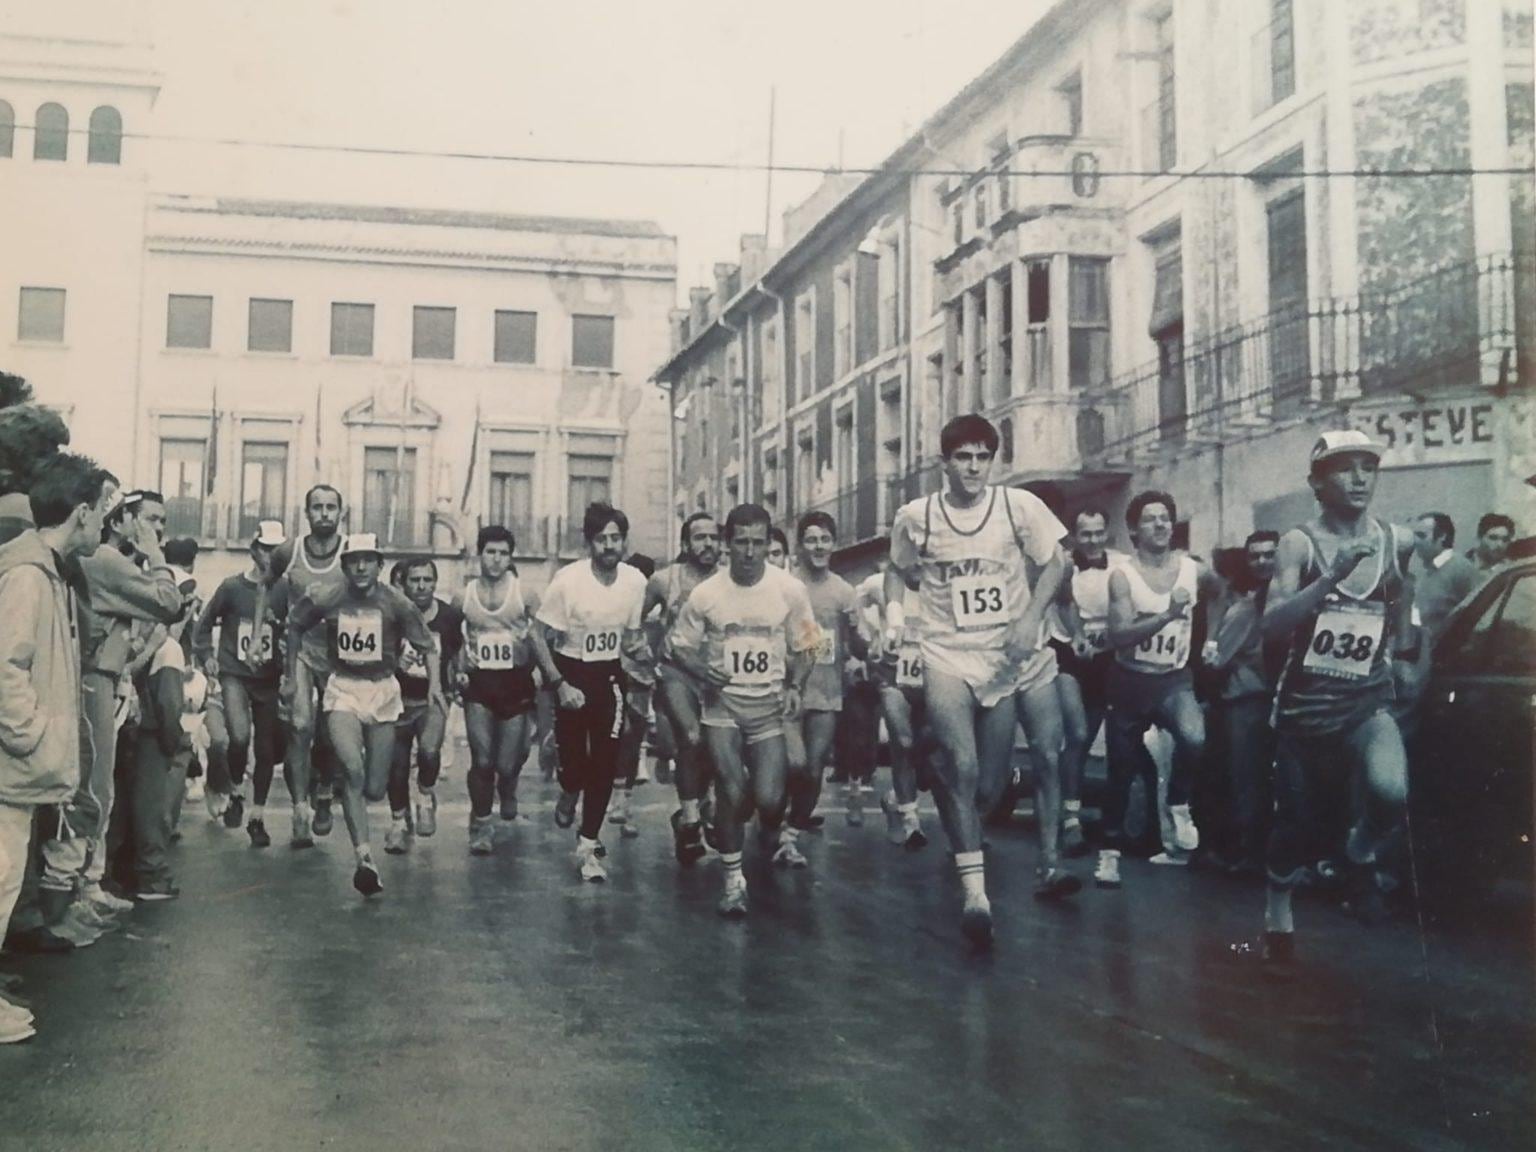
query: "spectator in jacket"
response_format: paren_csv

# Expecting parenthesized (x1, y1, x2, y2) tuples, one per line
(0, 452, 109, 1039)
(64, 491, 184, 911)
(1468, 513, 1515, 576)
(1411, 513, 1479, 643)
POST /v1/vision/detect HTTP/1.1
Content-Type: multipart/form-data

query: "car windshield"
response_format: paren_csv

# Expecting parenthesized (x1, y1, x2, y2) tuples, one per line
(1443, 569, 1536, 677)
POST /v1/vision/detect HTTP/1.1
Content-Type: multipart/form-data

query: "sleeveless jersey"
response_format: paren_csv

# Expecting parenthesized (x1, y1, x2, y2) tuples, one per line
(289, 536, 348, 669)
(1115, 554, 1199, 675)
(892, 583, 928, 689)
(893, 486, 1053, 654)
(1273, 519, 1403, 737)
(1063, 550, 1128, 653)
(462, 576, 529, 671)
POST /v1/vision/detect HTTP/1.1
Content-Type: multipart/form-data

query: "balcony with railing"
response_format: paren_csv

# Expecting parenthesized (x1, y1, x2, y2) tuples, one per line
(1076, 253, 1522, 465)
(158, 500, 476, 555)
(935, 136, 1123, 272)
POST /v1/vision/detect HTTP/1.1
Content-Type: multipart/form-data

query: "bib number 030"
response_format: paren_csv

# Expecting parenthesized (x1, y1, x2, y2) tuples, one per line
(581, 629, 621, 661)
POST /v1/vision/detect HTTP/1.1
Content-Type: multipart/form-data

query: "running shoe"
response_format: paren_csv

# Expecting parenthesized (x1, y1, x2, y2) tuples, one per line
(671, 810, 705, 867)
(290, 805, 314, 849)
(311, 796, 334, 837)
(1261, 930, 1296, 983)
(1061, 820, 1089, 858)
(384, 822, 410, 856)
(203, 786, 227, 822)
(577, 841, 607, 883)
(554, 790, 578, 830)
(1033, 867, 1083, 901)
(881, 793, 905, 845)
(902, 813, 928, 852)
(49, 914, 100, 947)
(960, 895, 994, 951)
(63, 902, 117, 936)
(84, 883, 134, 914)
(0, 1004, 36, 1045)
(3, 926, 73, 954)
(468, 815, 496, 856)
(772, 834, 809, 870)
(223, 793, 245, 830)
(247, 818, 271, 849)
(352, 857, 383, 898)
(1169, 804, 1199, 853)
(0, 995, 32, 1024)
(717, 876, 749, 919)
(1149, 850, 1191, 866)
(415, 790, 438, 837)
(845, 784, 863, 827)
(1094, 849, 1122, 889)
(608, 789, 630, 826)
(133, 882, 180, 904)
(634, 758, 651, 785)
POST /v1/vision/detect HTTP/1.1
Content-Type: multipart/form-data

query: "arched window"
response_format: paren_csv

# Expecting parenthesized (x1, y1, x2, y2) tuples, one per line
(34, 102, 68, 161)
(87, 105, 122, 164)
(0, 101, 14, 159)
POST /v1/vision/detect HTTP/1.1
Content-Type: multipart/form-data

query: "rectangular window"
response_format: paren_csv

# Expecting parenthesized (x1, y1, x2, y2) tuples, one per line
(494, 310, 538, 364)
(159, 438, 207, 537)
(833, 265, 852, 379)
(794, 292, 816, 397)
(247, 298, 293, 353)
(1259, 0, 1296, 112)
(877, 238, 901, 352)
(412, 306, 455, 361)
(330, 302, 374, 357)
(571, 314, 615, 369)
(1149, 241, 1186, 441)
(1143, 13, 1178, 173)
(974, 183, 990, 231)
(566, 453, 613, 548)
(488, 451, 535, 539)
(18, 287, 65, 343)
(1026, 261, 1052, 392)
(1266, 191, 1309, 406)
(1059, 71, 1084, 136)
(1068, 257, 1110, 390)
(239, 441, 288, 538)
(363, 446, 417, 543)
(167, 294, 213, 350)
(795, 431, 815, 508)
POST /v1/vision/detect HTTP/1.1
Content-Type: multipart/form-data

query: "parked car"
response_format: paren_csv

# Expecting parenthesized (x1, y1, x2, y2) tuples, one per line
(1409, 558, 1535, 901)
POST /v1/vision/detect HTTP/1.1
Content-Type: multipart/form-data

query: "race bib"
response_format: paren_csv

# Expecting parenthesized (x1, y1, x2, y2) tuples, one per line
(950, 575, 1008, 629)
(1302, 602, 1385, 681)
(401, 635, 438, 680)
(1082, 623, 1109, 653)
(475, 629, 518, 670)
(235, 618, 274, 664)
(336, 608, 384, 666)
(814, 630, 837, 666)
(1133, 618, 1189, 670)
(896, 645, 924, 688)
(579, 627, 623, 662)
(721, 635, 782, 688)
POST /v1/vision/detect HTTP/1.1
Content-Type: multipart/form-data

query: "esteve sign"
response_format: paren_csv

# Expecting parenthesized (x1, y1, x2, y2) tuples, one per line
(1350, 400, 1497, 467)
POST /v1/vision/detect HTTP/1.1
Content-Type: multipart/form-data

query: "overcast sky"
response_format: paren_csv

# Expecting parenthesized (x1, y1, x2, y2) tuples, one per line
(15, 0, 1049, 298)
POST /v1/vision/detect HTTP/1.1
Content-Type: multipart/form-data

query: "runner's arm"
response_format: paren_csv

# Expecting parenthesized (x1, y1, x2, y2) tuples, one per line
(1106, 569, 1181, 650)
(191, 582, 224, 668)
(1022, 547, 1066, 639)
(1261, 529, 1365, 642)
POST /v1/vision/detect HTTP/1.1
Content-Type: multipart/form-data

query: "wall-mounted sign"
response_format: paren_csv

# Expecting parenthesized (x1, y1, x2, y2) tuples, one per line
(1071, 152, 1100, 198)
(1350, 399, 1497, 468)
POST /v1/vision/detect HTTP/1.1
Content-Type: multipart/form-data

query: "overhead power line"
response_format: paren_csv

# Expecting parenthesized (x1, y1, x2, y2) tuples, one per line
(12, 122, 1533, 181)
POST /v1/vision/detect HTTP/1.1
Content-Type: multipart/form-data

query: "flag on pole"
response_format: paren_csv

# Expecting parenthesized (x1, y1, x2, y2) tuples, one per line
(460, 396, 482, 514)
(206, 383, 220, 496)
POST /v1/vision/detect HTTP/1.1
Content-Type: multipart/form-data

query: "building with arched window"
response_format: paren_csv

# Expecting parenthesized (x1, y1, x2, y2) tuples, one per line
(32, 101, 68, 160)
(87, 104, 122, 164)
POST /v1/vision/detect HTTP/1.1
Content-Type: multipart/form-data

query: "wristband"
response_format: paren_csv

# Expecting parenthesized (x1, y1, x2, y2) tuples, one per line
(548, 677, 565, 690)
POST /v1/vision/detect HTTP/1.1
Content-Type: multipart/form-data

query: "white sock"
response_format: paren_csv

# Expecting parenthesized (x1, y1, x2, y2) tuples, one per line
(1063, 799, 1082, 826)
(417, 785, 435, 801)
(355, 843, 372, 864)
(721, 851, 744, 884)
(1265, 884, 1295, 934)
(681, 799, 701, 824)
(779, 825, 799, 846)
(250, 804, 264, 821)
(578, 834, 600, 853)
(391, 810, 407, 823)
(955, 850, 987, 902)
(897, 801, 918, 816)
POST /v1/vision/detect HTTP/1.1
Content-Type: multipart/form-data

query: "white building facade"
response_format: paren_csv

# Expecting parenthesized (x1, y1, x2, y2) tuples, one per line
(1, 32, 678, 591)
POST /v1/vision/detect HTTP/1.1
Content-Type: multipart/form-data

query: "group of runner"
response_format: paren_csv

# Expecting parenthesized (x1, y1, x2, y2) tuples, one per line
(184, 414, 1412, 979)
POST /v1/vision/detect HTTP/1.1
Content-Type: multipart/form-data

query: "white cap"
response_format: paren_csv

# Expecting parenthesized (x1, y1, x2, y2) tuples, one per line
(254, 519, 287, 548)
(340, 532, 382, 559)
(1310, 429, 1384, 469)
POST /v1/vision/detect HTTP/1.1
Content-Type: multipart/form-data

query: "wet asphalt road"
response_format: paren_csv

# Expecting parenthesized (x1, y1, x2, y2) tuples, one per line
(1, 776, 1531, 1152)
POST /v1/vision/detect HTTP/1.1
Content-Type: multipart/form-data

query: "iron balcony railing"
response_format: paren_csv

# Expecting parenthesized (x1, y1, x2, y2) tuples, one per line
(1077, 252, 1523, 464)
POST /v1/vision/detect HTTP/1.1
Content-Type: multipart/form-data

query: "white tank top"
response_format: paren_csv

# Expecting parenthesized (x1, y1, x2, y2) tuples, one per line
(1115, 554, 1198, 675)
(1067, 550, 1129, 650)
(907, 487, 1034, 653)
(462, 577, 528, 671)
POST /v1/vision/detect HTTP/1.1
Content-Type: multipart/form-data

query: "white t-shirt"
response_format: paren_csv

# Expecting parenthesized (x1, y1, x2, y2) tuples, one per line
(889, 486, 1064, 653)
(535, 559, 647, 662)
(670, 565, 820, 699)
